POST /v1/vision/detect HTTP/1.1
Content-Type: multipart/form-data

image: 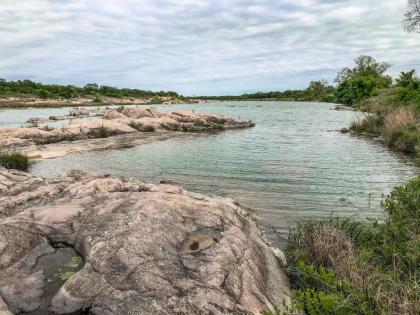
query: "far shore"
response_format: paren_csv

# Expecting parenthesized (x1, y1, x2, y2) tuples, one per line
(0, 96, 213, 109)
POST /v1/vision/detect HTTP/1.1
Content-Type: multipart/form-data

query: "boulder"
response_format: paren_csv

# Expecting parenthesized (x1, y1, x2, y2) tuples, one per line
(0, 168, 290, 314)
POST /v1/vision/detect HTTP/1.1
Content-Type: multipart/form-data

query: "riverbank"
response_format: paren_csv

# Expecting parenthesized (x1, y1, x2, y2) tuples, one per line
(265, 177, 420, 315)
(348, 88, 420, 164)
(0, 96, 205, 108)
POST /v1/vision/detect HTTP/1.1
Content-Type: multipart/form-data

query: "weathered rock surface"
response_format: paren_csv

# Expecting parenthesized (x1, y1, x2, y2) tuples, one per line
(0, 168, 289, 314)
(0, 108, 254, 158)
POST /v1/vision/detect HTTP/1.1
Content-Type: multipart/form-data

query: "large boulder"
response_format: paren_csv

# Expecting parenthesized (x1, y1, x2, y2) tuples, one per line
(0, 168, 289, 314)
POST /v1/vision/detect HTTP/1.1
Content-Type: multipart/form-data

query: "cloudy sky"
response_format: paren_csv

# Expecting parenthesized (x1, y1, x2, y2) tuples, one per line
(0, 0, 419, 95)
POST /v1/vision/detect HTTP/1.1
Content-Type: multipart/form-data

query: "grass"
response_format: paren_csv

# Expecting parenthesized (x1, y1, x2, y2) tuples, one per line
(265, 177, 420, 315)
(350, 113, 384, 135)
(0, 151, 29, 171)
(349, 90, 420, 161)
(97, 124, 110, 138)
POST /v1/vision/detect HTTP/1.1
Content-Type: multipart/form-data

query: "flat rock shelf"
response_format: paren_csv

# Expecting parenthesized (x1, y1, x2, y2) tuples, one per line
(0, 168, 289, 315)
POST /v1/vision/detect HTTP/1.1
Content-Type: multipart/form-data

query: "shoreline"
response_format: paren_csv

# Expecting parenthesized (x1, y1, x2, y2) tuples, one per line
(0, 96, 213, 109)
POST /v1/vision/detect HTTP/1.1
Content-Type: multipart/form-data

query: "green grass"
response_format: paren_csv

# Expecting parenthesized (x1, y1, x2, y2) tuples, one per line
(265, 177, 420, 315)
(0, 151, 29, 171)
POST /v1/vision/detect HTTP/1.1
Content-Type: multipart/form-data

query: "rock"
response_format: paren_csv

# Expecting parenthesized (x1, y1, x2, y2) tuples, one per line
(52, 119, 137, 136)
(0, 168, 290, 314)
(103, 110, 127, 120)
(49, 115, 66, 121)
(69, 108, 90, 116)
(340, 127, 350, 133)
(0, 295, 13, 315)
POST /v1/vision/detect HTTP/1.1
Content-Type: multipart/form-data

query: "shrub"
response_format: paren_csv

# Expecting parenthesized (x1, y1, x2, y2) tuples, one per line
(140, 124, 155, 132)
(0, 151, 29, 171)
(97, 124, 109, 138)
(335, 76, 378, 105)
(93, 93, 102, 103)
(270, 177, 420, 315)
(150, 96, 163, 104)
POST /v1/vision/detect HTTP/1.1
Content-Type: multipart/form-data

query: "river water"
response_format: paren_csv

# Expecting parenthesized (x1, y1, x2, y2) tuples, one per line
(4, 101, 417, 245)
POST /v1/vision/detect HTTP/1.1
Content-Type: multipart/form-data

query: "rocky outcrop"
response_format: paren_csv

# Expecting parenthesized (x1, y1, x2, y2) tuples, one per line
(0, 109, 255, 159)
(0, 168, 289, 314)
(1, 108, 253, 145)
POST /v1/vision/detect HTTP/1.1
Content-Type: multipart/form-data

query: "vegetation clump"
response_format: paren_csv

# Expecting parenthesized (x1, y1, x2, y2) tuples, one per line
(97, 124, 110, 138)
(265, 177, 420, 315)
(0, 151, 29, 171)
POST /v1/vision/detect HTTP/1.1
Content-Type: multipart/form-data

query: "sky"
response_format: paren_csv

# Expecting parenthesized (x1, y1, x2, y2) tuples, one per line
(0, 0, 419, 96)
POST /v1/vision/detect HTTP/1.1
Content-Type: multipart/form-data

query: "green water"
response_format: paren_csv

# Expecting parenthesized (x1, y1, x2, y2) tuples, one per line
(27, 101, 418, 245)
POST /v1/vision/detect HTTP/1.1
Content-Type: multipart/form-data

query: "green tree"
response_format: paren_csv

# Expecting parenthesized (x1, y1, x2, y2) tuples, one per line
(37, 89, 49, 99)
(404, 0, 420, 33)
(306, 80, 333, 101)
(396, 70, 420, 88)
(335, 55, 391, 84)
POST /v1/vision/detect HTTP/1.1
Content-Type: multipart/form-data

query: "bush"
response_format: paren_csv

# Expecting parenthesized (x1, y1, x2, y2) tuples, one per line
(269, 178, 420, 315)
(97, 124, 109, 138)
(0, 151, 29, 171)
(150, 96, 163, 104)
(140, 124, 155, 132)
(93, 93, 102, 103)
(335, 76, 379, 105)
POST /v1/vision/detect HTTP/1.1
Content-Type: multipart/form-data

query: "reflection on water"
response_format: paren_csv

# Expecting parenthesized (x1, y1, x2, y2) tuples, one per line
(24, 101, 418, 246)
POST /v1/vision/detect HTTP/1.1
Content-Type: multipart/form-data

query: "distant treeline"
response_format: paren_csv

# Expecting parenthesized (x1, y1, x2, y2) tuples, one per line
(196, 87, 335, 103)
(199, 55, 420, 107)
(0, 79, 180, 99)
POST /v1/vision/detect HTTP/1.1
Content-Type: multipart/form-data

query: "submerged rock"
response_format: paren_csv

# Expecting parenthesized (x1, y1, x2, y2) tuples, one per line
(0, 168, 289, 314)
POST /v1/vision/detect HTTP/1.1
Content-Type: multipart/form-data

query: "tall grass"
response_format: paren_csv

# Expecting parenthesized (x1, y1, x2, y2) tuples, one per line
(350, 114, 384, 134)
(383, 108, 418, 154)
(350, 107, 419, 157)
(0, 151, 29, 171)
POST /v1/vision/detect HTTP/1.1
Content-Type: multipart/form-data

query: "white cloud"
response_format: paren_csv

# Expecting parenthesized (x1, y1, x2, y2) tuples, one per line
(0, 0, 418, 95)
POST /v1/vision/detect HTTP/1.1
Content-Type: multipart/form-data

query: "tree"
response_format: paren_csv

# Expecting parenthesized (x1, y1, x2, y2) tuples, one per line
(403, 0, 420, 33)
(37, 89, 49, 99)
(335, 55, 391, 84)
(396, 70, 419, 88)
(306, 80, 333, 100)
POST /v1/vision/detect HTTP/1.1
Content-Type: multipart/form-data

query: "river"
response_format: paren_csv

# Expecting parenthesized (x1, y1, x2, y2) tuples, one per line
(3, 101, 417, 246)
